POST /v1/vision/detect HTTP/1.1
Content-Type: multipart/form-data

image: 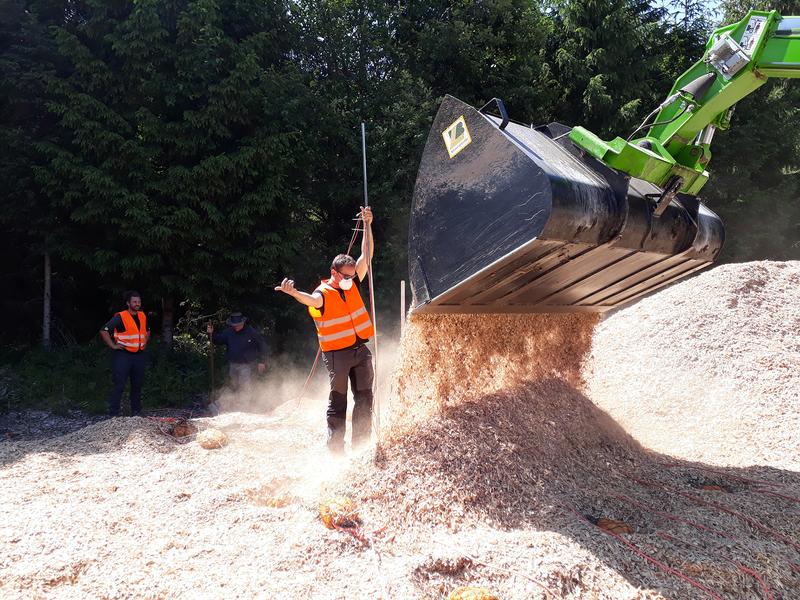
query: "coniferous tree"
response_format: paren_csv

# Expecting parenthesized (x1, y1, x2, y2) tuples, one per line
(394, 0, 556, 123)
(31, 0, 318, 343)
(0, 0, 69, 344)
(548, 0, 674, 136)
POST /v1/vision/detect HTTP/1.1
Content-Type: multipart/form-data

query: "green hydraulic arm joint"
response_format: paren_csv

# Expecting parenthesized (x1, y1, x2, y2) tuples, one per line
(569, 11, 800, 205)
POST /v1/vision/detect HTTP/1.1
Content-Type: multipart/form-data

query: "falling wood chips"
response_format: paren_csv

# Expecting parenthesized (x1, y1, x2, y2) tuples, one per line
(1, 261, 799, 599)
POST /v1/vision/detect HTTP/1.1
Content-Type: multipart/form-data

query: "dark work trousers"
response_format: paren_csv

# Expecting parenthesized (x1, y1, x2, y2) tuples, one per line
(108, 350, 146, 416)
(322, 344, 374, 452)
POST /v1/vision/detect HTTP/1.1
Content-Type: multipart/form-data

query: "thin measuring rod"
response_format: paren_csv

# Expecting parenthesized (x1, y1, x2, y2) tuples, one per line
(361, 122, 369, 207)
(362, 123, 380, 440)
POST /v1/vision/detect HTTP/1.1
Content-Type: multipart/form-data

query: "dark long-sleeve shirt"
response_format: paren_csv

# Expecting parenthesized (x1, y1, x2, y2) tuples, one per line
(211, 325, 268, 365)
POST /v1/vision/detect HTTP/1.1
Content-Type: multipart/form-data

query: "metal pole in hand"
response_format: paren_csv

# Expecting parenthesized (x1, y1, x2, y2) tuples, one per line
(362, 122, 380, 444)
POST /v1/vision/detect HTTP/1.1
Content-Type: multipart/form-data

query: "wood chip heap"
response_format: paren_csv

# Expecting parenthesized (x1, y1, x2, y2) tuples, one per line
(584, 260, 800, 470)
(340, 262, 800, 598)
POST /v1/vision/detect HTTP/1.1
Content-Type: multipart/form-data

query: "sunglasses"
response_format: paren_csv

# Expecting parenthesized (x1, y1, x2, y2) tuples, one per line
(335, 270, 356, 280)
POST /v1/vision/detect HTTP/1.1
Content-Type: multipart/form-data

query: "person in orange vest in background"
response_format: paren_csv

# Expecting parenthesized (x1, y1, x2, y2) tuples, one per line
(99, 290, 150, 417)
(275, 206, 374, 453)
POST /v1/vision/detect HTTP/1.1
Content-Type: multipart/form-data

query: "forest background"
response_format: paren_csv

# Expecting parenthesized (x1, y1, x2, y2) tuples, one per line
(1, 0, 797, 412)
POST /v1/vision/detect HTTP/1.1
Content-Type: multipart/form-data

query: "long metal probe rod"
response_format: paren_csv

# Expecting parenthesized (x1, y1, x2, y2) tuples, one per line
(362, 122, 380, 441)
(362, 122, 369, 207)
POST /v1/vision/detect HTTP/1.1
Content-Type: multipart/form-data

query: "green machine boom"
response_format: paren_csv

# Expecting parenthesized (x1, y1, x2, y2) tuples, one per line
(408, 11, 800, 314)
(571, 10, 800, 213)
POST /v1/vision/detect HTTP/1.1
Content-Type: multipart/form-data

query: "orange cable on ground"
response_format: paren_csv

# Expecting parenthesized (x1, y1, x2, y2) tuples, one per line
(752, 487, 800, 504)
(656, 531, 775, 600)
(735, 564, 776, 600)
(613, 493, 774, 599)
(614, 494, 738, 541)
(628, 476, 800, 553)
(565, 504, 724, 600)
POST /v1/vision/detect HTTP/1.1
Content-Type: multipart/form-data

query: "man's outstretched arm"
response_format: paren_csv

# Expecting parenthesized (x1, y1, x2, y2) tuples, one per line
(355, 206, 374, 281)
(275, 278, 323, 308)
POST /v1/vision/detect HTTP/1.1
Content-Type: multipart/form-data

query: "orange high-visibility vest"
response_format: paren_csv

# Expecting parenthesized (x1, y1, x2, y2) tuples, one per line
(308, 280, 374, 351)
(114, 311, 148, 352)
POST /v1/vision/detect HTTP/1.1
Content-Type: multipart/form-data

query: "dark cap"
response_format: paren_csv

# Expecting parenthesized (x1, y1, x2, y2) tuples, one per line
(226, 312, 246, 326)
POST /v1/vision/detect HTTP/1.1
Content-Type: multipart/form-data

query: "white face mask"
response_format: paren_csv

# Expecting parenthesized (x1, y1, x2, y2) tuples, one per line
(338, 277, 354, 291)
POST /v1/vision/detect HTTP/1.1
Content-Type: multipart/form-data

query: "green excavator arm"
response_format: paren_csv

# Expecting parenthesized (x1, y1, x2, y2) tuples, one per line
(570, 10, 800, 211)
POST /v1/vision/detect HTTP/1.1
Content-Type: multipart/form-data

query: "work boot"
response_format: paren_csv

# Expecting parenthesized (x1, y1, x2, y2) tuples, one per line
(326, 416, 346, 455)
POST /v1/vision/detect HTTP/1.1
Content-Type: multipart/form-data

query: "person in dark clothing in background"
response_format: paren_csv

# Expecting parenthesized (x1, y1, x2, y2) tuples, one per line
(206, 312, 268, 390)
(99, 290, 150, 416)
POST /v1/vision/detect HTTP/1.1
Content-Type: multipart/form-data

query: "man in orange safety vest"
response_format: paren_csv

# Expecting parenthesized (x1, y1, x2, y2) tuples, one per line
(275, 206, 375, 453)
(100, 290, 150, 416)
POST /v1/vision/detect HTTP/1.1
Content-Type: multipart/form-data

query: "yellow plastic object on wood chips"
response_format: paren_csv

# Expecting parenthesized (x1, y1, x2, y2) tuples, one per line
(319, 496, 360, 529)
(447, 586, 500, 600)
(197, 428, 228, 449)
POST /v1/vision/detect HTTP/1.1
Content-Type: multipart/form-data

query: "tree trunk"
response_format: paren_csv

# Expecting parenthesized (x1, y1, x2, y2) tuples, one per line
(161, 296, 174, 346)
(43, 251, 51, 349)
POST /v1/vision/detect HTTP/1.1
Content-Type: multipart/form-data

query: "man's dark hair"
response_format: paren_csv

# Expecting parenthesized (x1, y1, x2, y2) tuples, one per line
(331, 254, 356, 271)
(123, 290, 141, 304)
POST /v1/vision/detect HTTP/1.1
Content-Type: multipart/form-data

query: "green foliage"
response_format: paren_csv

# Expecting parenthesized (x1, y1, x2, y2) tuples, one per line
(21, 0, 319, 337)
(548, 0, 672, 135)
(394, 0, 555, 121)
(3, 339, 216, 415)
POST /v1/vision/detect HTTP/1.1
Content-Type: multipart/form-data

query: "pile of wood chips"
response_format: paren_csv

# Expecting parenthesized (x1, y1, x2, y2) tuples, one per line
(584, 260, 800, 470)
(338, 269, 800, 598)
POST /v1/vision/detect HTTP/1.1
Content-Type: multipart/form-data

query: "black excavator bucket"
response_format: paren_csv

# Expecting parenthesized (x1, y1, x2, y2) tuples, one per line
(408, 95, 725, 313)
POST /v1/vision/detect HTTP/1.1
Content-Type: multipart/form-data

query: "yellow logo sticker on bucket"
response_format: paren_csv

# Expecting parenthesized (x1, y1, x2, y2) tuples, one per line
(442, 116, 472, 158)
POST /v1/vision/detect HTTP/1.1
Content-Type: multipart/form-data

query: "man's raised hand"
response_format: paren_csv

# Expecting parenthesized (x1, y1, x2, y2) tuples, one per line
(275, 278, 296, 295)
(360, 206, 373, 226)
